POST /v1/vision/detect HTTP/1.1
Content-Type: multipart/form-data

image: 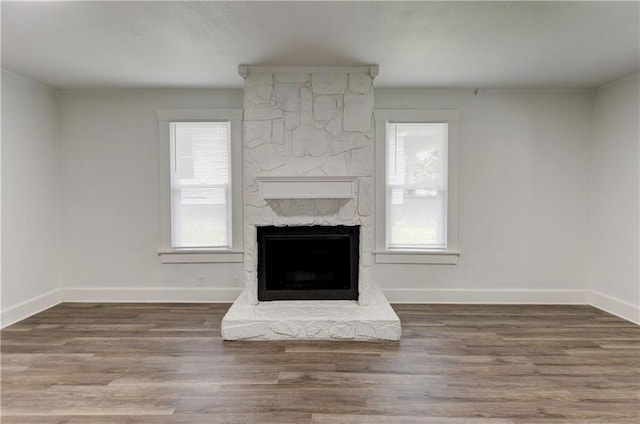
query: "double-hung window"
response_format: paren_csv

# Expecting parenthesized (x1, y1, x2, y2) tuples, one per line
(170, 122, 231, 248)
(374, 110, 460, 264)
(157, 109, 243, 263)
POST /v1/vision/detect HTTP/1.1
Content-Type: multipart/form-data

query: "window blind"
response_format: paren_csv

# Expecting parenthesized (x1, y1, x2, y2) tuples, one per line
(387, 122, 448, 249)
(170, 122, 231, 248)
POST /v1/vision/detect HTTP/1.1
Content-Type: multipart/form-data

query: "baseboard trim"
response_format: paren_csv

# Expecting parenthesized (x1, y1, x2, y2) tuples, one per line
(3, 287, 637, 327)
(382, 288, 588, 304)
(61, 287, 243, 303)
(588, 290, 640, 325)
(1, 289, 62, 329)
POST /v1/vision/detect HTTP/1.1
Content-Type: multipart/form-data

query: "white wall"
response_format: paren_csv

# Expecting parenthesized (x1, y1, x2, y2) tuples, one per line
(588, 74, 640, 322)
(58, 88, 593, 304)
(2, 73, 634, 322)
(374, 89, 593, 302)
(1, 70, 61, 325)
(58, 89, 244, 300)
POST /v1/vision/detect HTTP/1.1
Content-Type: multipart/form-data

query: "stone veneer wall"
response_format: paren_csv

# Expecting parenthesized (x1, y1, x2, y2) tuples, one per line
(242, 70, 375, 306)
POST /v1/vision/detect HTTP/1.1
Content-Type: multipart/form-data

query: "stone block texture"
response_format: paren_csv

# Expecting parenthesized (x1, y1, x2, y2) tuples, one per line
(242, 71, 376, 307)
(222, 288, 401, 341)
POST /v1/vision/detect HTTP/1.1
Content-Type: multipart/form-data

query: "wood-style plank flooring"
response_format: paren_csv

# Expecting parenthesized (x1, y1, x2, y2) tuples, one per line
(1, 303, 638, 423)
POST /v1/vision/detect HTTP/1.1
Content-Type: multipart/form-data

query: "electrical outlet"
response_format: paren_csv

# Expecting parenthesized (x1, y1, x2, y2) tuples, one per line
(196, 275, 205, 287)
(232, 276, 241, 287)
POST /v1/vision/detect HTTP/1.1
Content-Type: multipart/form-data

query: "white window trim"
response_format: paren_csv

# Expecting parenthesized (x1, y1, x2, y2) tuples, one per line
(374, 109, 460, 265)
(157, 108, 243, 263)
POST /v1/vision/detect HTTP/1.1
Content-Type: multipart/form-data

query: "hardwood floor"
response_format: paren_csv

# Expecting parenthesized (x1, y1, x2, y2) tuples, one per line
(1, 303, 638, 423)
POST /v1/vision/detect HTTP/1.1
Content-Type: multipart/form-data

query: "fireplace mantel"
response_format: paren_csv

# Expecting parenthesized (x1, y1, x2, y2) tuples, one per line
(257, 176, 357, 199)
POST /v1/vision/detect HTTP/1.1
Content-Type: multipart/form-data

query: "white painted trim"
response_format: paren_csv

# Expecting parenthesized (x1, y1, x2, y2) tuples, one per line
(588, 290, 640, 325)
(374, 250, 460, 264)
(471, 88, 590, 94)
(61, 287, 243, 303)
(3, 288, 637, 327)
(382, 288, 588, 304)
(257, 176, 357, 199)
(1, 289, 62, 328)
(157, 248, 244, 254)
(158, 249, 243, 264)
(156, 108, 242, 121)
(374, 109, 460, 123)
(157, 108, 243, 255)
(374, 109, 460, 253)
(238, 65, 379, 78)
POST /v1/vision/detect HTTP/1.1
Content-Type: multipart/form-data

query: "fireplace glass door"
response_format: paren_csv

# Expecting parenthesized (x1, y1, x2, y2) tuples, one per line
(257, 225, 359, 301)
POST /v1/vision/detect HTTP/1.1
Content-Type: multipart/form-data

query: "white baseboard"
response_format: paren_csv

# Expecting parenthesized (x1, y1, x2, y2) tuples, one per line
(588, 290, 640, 325)
(61, 287, 243, 303)
(1, 289, 62, 328)
(3, 287, 637, 328)
(382, 288, 588, 304)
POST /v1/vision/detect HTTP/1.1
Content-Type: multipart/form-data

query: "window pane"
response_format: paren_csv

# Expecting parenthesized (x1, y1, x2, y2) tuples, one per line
(389, 189, 446, 248)
(170, 122, 231, 248)
(172, 187, 229, 248)
(174, 122, 229, 185)
(387, 122, 447, 249)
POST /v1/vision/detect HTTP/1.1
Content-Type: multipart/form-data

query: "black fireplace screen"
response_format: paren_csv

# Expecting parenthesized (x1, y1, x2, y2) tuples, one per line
(257, 225, 359, 301)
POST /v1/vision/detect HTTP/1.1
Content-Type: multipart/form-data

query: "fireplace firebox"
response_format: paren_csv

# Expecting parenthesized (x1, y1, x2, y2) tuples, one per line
(257, 225, 359, 301)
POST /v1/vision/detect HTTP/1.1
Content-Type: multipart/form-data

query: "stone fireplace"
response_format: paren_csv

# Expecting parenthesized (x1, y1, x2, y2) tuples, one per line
(221, 66, 400, 341)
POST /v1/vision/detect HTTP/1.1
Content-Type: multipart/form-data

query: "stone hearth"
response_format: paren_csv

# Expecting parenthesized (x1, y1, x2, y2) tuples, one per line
(221, 65, 400, 341)
(222, 289, 399, 340)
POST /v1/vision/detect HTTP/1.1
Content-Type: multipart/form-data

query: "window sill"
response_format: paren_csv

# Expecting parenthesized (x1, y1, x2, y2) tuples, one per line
(158, 249, 244, 264)
(374, 249, 460, 265)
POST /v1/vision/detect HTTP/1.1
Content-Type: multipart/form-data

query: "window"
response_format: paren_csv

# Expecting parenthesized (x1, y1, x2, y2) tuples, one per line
(157, 109, 243, 263)
(387, 122, 448, 249)
(374, 110, 460, 264)
(170, 122, 231, 248)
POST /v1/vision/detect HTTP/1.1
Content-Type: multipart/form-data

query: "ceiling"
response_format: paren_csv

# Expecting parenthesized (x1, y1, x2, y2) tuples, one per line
(2, 1, 638, 89)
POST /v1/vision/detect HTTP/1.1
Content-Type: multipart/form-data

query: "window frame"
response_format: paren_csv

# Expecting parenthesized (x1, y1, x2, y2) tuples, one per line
(374, 109, 460, 264)
(157, 108, 243, 263)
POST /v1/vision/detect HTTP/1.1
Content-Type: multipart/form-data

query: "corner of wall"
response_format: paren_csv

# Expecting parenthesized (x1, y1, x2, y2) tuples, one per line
(1, 70, 63, 327)
(1, 289, 62, 329)
(586, 72, 640, 324)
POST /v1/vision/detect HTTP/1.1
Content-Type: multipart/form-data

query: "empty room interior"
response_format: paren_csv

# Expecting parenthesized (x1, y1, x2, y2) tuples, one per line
(1, 1, 639, 423)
